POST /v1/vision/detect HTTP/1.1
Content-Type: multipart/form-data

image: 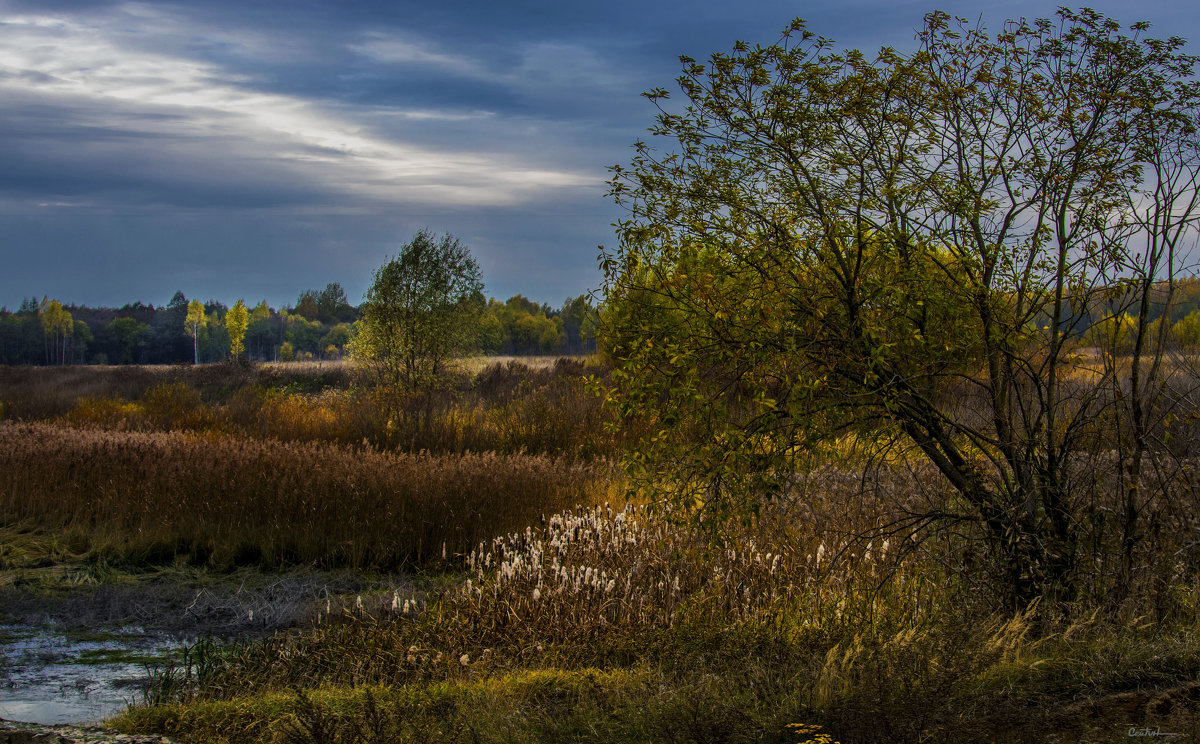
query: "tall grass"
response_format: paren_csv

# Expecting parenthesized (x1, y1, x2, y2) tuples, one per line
(0, 421, 617, 570)
(131, 466, 958, 692)
(10, 359, 1200, 741)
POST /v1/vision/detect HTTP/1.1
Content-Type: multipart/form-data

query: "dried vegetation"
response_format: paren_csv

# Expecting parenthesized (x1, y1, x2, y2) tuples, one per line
(5, 359, 1200, 742)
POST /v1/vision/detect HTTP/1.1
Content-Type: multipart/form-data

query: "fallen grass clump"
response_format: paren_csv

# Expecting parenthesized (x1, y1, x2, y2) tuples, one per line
(0, 421, 617, 570)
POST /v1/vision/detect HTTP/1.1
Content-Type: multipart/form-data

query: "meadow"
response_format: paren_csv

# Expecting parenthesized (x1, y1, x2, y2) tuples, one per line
(3, 359, 1200, 743)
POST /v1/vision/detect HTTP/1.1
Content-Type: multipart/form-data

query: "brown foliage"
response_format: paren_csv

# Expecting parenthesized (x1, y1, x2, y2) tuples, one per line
(0, 421, 616, 570)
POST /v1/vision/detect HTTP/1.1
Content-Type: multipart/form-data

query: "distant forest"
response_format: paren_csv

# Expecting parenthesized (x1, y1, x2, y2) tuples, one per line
(0, 283, 597, 366)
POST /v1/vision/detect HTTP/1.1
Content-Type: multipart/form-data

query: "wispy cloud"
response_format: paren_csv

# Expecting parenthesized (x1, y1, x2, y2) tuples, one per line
(0, 8, 600, 211)
(349, 32, 483, 76)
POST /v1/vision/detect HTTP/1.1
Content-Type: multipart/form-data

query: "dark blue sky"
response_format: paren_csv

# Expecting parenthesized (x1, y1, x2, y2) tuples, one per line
(1, 0, 1197, 310)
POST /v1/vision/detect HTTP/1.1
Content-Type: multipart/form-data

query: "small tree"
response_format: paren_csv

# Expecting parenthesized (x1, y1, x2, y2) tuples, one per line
(184, 299, 206, 364)
(225, 300, 250, 361)
(354, 230, 484, 391)
(317, 282, 355, 322)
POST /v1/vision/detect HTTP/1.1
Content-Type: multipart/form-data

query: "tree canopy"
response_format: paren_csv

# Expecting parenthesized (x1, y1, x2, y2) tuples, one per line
(601, 9, 1200, 609)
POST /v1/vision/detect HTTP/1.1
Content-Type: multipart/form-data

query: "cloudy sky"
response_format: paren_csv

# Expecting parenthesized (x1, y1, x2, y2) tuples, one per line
(1, 0, 1197, 311)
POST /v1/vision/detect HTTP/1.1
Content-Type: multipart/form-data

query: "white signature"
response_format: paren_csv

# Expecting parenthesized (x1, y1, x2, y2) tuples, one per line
(1128, 727, 1183, 739)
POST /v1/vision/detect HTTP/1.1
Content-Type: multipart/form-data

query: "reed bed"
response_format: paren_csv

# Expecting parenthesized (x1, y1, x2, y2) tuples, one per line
(0, 362, 350, 421)
(0, 421, 617, 570)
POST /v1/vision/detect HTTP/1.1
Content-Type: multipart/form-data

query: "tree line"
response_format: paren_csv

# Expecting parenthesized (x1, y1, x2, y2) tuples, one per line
(0, 282, 597, 366)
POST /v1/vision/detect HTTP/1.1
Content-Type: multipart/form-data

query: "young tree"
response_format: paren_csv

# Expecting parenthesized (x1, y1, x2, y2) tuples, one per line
(184, 300, 206, 364)
(354, 230, 484, 391)
(245, 301, 275, 360)
(225, 300, 250, 361)
(602, 9, 1200, 610)
(71, 319, 92, 364)
(561, 295, 598, 353)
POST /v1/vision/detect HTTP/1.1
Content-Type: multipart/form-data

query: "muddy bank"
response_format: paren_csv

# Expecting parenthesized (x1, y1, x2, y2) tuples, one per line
(0, 718, 176, 744)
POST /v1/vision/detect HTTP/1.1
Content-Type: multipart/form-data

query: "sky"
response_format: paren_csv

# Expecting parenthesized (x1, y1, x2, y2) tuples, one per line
(1, 0, 1198, 311)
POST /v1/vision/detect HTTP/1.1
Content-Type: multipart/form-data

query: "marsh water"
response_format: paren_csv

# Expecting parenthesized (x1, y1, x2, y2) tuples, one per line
(0, 623, 182, 724)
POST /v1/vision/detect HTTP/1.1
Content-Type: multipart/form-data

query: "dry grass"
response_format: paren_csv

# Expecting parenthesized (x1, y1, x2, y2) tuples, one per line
(154, 465, 962, 695)
(0, 421, 618, 570)
(8, 358, 623, 457)
(121, 466, 1193, 744)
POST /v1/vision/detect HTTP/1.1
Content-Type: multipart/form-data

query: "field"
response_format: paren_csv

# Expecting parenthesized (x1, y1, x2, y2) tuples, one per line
(4, 358, 1200, 743)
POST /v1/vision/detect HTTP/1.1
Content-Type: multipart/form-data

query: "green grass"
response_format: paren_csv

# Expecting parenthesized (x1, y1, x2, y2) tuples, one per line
(113, 666, 815, 744)
(110, 605, 1200, 744)
(73, 647, 176, 666)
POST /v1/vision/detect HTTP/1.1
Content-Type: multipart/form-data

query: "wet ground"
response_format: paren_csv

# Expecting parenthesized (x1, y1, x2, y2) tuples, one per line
(0, 563, 412, 726)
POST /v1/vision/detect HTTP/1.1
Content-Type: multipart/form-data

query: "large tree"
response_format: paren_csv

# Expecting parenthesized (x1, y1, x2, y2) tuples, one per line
(354, 230, 484, 391)
(601, 9, 1200, 610)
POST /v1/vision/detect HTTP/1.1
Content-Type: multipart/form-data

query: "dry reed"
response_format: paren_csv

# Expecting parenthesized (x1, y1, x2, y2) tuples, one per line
(0, 421, 617, 569)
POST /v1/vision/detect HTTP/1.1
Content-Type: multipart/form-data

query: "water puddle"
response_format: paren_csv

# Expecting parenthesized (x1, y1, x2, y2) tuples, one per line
(0, 623, 183, 724)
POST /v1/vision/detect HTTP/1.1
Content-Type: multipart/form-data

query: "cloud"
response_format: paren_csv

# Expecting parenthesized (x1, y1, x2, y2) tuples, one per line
(349, 32, 483, 76)
(0, 7, 602, 212)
